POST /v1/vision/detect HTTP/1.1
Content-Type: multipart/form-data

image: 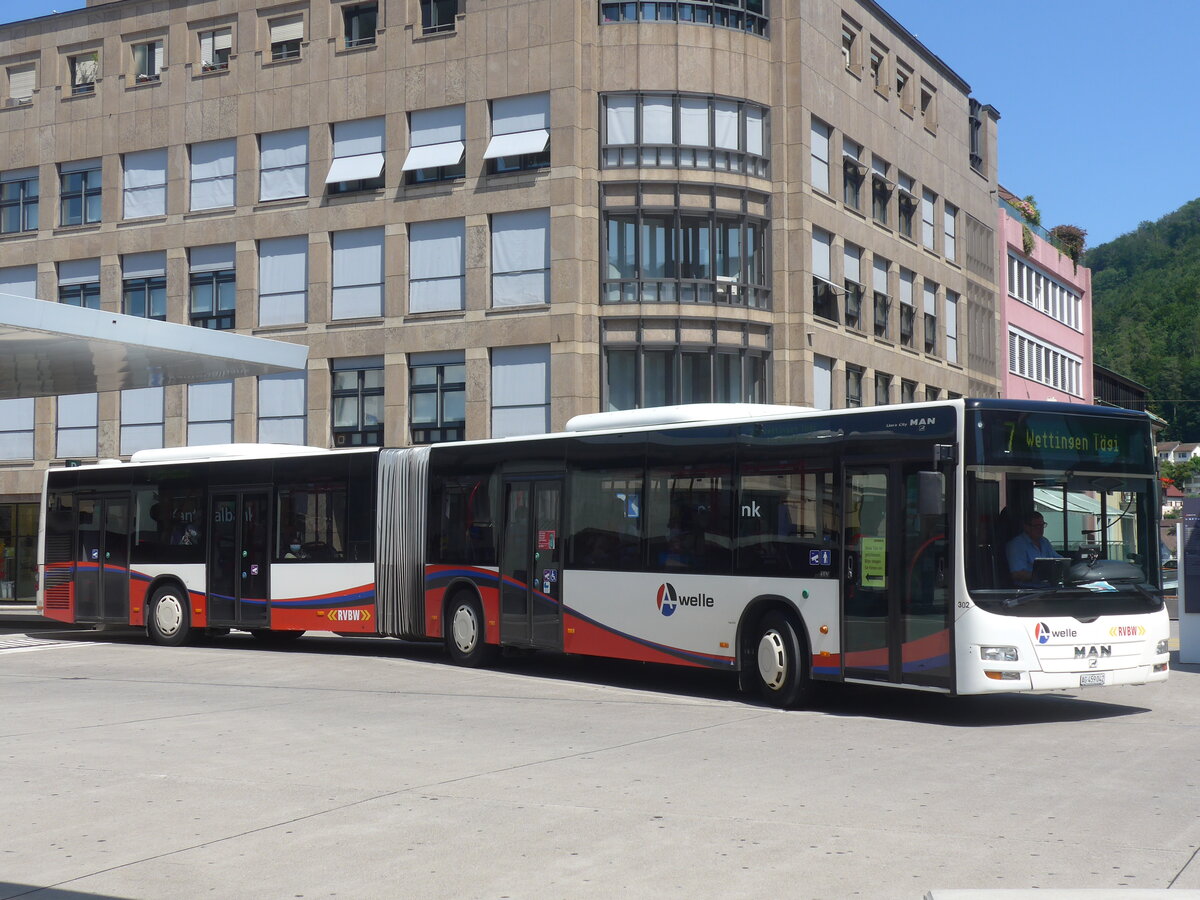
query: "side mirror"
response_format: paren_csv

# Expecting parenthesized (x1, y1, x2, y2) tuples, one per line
(918, 471, 945, 517)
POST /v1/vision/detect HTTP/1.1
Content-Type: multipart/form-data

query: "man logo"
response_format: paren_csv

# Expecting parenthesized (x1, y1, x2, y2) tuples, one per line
(1034, 622, 1051, 644)
(656, 583, 678, 617)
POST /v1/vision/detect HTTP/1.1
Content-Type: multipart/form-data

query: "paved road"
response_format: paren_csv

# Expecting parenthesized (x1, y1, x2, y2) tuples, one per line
(2, 628, 1199, 900)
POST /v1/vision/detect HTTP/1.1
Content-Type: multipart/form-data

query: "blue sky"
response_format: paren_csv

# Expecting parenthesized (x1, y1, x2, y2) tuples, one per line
(7, 0, 1198, 248)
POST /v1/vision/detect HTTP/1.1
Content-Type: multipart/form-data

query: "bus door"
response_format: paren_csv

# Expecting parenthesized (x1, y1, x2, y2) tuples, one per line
(500, 476, 564, 650)
(74, 495, 131, 623)
(208, 490, 271, 629)
(842, 459, 952, 688)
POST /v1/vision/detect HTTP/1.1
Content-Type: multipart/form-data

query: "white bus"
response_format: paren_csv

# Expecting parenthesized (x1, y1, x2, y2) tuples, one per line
(40, 399, 1169, 707)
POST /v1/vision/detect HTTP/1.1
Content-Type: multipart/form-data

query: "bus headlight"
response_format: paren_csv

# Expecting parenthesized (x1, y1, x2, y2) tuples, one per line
(1156, 639, 1169, 655)
(980, 646, 1019, 662)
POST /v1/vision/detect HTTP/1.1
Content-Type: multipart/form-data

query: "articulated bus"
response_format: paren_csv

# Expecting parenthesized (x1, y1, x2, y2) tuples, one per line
(38, 399, 1169, 707)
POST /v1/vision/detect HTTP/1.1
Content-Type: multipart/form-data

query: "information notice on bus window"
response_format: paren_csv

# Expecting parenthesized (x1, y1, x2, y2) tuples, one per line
(537, 530, 556, 551)
(861, 537, 886, 588)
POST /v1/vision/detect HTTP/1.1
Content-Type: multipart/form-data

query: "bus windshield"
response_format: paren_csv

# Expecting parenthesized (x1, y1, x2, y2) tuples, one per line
(965, 466, 1160, 614)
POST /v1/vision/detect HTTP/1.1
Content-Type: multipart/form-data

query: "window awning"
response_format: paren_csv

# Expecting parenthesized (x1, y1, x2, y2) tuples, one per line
(401, 141, 464, 172)
(324, 152, 384, 184)
(483, 129, 549, 160)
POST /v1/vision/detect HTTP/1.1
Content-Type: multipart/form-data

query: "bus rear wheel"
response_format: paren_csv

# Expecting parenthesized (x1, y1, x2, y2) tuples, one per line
(752, 611, 811, 709)
(446, 593, 499, 668)
(147, 585, 192, 647)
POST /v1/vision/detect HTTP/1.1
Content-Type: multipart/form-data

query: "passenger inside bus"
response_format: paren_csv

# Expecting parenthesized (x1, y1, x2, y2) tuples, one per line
(1005, 511, 1062, 584)
(284, 534, 307, 559)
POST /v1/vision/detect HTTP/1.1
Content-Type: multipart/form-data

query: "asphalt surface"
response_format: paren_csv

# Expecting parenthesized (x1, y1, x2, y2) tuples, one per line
(2, 626, 1199, 900)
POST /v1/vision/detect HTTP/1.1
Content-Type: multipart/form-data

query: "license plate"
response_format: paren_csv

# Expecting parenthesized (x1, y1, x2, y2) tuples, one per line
(1080, 672, 1106, 687)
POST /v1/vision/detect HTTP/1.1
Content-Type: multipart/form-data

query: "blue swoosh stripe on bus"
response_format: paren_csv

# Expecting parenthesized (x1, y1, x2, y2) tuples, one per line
(270, 591, 376, 609)
(425, 568, 501, 586)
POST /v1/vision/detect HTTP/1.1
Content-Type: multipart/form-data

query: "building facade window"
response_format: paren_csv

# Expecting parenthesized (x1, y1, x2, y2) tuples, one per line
(421, 0, 458, 35)
(120, 387, 164, 455)
(944, 203, 957, 262)
(895, 62, 913, 110)
(492, 209, 550, 307)
(945, 290, 959, 364)
(187, 381, 233, 444)
(901, 379, 916, 403)
(603, 197, 769, 308)
(925, 386, 941, 402)
(58, 258, 100, 309)
(920, 83, 937, 129)
(845, 365, 863, 408)
(492, 345, 550, 438)
(871, 157, 891, 225)
(6, 64, 35, 104)
(899, 267, 915, 348)
(600, 1, 768, 37)
(841, 21, 859, 71)
(199, 28, 232, 71)
(811, 227, 837, 322)
(190, 244, 236, 330)
(874, 371, 891, 405)
(921, 188, 936, 249)
(1007, 253, 1081, 330)
(132, 40, 163, 82)
(843, 243, 863, 330)
(0, 265, 38, 301)
(260, 128, 308, 201)
(604, 323, 768, 411)
(403, 105, 465, 184)
(0, 399, 35, 460)
(602, 93, 768, 178)
(258, 372, 307, 444)
(812, 354, 832, 410)
(68, 52, 97, 95)
(869, 45, 885, 92)
(409, 352, 465, 444)
(923, 280, 938, 355)
(409, 218, 465, 313)
(269, 15, 304, 60)
(331, 356, 383, 446)
(487, 93, 550, 174)
(342, 3, 377, 47)
(0, 168, 38, 234)
(897, 172, 916, 239)
(258, 235, 307, 326)
(968, 98, 985, 174)
(842, 138, 865, 210)
(327, 118, 385, 194)
(1008, 328, 1083, 397)
(190, 139, 236, 210)
(331, 227, 384, 319)
(59, 160, 101, 226)
(123, 148, 167, 219)
(872, 256, 889, 339)
(810, 118, 830, 194)
(122, 252, 167, 320)
(57, 393, 98, 458)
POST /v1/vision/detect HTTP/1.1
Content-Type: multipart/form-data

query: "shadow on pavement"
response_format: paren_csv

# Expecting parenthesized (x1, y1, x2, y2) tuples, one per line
(0, 883, 132, 900)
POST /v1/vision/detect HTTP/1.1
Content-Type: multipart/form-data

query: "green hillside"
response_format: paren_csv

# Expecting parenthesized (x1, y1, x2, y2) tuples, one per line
(1086, 198, 1200, 441)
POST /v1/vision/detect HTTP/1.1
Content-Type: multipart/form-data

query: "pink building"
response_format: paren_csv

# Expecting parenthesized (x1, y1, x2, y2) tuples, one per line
(996, 188, 1093, 403)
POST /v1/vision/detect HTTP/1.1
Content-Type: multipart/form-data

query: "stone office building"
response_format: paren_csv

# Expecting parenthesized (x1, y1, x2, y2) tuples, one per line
(0, 0, 1000, 602)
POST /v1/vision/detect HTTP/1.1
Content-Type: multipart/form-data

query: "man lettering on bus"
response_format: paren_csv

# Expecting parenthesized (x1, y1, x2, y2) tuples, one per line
(1006, 512, 1061, 584)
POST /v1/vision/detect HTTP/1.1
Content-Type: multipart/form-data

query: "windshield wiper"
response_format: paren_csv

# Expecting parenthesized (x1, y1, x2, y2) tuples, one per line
(1002, 586, 1061, 609)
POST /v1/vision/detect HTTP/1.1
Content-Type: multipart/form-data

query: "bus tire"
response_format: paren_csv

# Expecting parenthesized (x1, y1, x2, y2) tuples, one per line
(751, 611, 811, 709)
(446, 592, 499, 668)
(248, 629, 305, 642)
(147, 584, 192, 647)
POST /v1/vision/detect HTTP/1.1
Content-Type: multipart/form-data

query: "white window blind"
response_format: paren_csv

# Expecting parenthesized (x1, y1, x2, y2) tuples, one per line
(123, 251, 165, 279)
(188, 381, 233, 445)
(190, 139, 236, 210)
(484, 93, 550, 159)
(258, 235, 307, 326)
(713, 100, 739, 150)
(923, 281, 937, 315)
(922, 189, 936, 248)
(260, 128, 308, 201)
(61, 158, 100, 175)
(810, 119, 829, 193)
(811, 229, 831, 281)
(812, 355, 832, 410)
(844, 244, 861, 285)
(403, 106, 465, 171)
(327, 118, 385, 184)
(946, 292, 959, 364)
(57, 393, 98, 458)
(123, 148, 167, 219)
(121, 387, 164, 455)
(641, 97, 673, 145)
(746, 107, 764, 156)
(199, 29, 232, 65)
(0, 265, 38, 299)
(409, 218, 464, 312)
(8, 65, 35, 100)
(492, 209, 550, 307)
(944, 203, 957, 261)
(873, 257, 888, 294)
(258, 372, 306, 444)
(58, 258, 100, 286)
(491, 345, 550, 438)
(679, 97, 708, 146)
(0, 399, 34, 459)
(270, 16, 304, 43)
(332, 227, 384, 320)
(190, 244, 235, 273)
(606, 95, 636, 145)
(899, 268, 914, 305)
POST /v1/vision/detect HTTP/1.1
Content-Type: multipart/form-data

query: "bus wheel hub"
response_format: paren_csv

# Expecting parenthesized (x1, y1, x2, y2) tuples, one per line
(758, 630, 787, 690)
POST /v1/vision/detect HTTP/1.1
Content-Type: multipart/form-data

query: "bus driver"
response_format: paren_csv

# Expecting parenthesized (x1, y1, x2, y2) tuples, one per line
(1006, 511, 1061, 584)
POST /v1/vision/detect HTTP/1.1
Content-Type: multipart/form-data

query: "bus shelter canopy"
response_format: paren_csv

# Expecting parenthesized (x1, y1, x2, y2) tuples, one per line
(0, 293, 307, 400)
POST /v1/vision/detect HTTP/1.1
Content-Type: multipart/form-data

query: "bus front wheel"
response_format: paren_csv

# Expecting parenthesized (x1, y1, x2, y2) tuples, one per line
(446, 593, 499, 668)
(147, 585, 192, 647)
(752, 611, 811, 709)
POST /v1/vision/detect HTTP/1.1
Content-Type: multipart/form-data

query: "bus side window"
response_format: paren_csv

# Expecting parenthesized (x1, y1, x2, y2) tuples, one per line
(735, 463, 837, 575)
(277, 484, 347, 562)
(567, 469, 643, 570)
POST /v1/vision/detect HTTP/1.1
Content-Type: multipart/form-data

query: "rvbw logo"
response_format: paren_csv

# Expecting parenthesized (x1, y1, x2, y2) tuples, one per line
(655, 583, 715, 617)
